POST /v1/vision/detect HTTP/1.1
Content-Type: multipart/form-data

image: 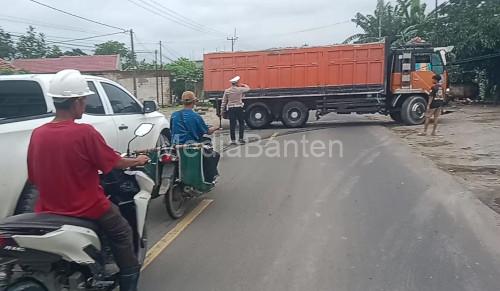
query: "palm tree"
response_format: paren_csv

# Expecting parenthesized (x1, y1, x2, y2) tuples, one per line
(344, 0, 429, 45)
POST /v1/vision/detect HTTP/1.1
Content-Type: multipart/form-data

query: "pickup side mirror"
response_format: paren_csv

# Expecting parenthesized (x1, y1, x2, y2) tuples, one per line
(143, 100, 158, 113)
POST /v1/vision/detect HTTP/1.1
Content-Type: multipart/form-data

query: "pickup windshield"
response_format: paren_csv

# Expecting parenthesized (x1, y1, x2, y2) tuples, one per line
(0, 80, 48, 122)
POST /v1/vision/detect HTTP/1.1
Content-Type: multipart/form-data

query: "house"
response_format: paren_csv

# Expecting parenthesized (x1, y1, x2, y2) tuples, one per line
(0, 58, 17, 72)
(11, 55, 121, 74)
(11, 55, 170, 103)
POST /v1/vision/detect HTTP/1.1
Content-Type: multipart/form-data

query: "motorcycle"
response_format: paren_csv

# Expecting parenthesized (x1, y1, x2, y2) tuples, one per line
(155, 139, 218, 219)
(0, 123, 155, 291)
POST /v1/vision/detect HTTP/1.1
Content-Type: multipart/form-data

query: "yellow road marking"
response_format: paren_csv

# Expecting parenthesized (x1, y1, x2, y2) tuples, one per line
(265, 132, 279, 146)
(141, 199, 214, 271)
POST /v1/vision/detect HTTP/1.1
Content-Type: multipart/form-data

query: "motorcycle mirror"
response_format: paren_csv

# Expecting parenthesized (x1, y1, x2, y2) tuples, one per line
(127, 123, 154, 156)
(134, 123, 154, 137)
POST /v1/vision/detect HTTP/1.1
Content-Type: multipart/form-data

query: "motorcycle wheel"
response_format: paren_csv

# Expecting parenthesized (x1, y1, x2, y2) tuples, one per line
(6, 280, 47, 291)
(165, 184, 186, 219)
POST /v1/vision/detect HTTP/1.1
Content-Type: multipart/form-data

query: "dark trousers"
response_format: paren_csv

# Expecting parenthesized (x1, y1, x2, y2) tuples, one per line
(203, 149, 220, 183)
(228, 107, 245, 141)
(97, 204, 139, 271)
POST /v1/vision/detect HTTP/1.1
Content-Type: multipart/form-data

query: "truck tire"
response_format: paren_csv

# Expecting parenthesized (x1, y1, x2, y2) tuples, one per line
(246, 103, 272, 129)
(401, 96, 427, 125)
(14, 183, 39, 214)
(281, 101, 308, 128)
(389, 112, 403, 123)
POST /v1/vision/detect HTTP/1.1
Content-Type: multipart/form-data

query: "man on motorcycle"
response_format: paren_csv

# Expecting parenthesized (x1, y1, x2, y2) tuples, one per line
(27, 69, 149, 291)
(170, 91, 220, 182)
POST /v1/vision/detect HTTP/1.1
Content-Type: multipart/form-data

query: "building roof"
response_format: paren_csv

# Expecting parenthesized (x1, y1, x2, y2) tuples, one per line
(0, 58, 16, 71)
(12, 54, 121, 73)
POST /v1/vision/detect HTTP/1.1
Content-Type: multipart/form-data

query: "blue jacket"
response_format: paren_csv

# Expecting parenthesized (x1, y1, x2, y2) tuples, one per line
(170, 109, 208, 144)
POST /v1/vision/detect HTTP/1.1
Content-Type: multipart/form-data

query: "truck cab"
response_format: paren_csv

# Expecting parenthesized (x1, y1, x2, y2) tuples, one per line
(387, 42, 449, 124)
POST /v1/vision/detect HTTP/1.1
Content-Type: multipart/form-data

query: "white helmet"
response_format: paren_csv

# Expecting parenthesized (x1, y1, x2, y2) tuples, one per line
(48, 69, 94, 100)
(230, 76, 240, 83)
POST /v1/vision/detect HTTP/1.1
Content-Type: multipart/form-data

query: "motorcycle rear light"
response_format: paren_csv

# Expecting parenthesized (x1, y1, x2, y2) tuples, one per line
(0, 235, 13, 247)
(161, 154, 173, 163)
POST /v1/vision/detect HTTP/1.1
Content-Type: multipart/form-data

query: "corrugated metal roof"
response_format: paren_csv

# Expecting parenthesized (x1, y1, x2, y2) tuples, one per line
(12, 55, 121, 73)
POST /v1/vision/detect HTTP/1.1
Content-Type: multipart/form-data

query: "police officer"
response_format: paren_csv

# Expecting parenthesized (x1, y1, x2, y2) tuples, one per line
(220, 76, 250, 145)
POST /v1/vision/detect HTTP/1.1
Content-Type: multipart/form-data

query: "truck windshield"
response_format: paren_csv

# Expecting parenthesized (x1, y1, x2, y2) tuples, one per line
(431, 54, 445, 74)
(0, 80, 48, 122)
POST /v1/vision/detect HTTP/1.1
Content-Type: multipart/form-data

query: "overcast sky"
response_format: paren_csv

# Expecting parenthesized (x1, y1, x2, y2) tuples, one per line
(1, 0, 438, 61)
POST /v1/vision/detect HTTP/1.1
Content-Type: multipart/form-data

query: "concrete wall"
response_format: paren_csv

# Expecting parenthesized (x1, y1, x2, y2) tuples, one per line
(96, 71, 171, 105)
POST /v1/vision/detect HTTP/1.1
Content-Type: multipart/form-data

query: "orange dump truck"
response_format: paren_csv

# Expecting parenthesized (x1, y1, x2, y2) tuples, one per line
(204, 40, 448, 128)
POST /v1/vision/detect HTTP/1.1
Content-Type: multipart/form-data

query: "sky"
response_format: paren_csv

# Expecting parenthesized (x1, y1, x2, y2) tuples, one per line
(1, 0, 439, 62)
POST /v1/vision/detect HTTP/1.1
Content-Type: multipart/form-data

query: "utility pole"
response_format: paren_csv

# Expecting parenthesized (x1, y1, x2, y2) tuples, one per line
(227, 28, 238, 52)
(378, 16, 382, 38)
(435, 0, 439, 45)
(129, 29, 137, 97)
(154, 49, 159, 105)
(159, 41, 164, 107)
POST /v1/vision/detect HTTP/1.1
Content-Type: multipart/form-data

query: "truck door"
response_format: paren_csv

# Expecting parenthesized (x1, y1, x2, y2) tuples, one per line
(411, 54, 435, 91)
(78, 80, 119, 150)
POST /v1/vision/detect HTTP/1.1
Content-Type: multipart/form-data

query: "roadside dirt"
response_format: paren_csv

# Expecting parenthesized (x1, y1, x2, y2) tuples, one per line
(376, 104, 500, 214)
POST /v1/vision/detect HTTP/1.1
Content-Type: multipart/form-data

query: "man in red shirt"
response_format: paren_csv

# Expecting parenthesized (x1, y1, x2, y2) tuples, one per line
(27, 69, 148, 291)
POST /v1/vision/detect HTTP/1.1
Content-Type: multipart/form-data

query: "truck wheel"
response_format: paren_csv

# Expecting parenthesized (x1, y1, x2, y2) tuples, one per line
(14, 183, 39, 214)
(401, 96, 427, 125)
(246, 104, 271, 129)
(281, 101, 308, 128)
(389, 112, 403, 123)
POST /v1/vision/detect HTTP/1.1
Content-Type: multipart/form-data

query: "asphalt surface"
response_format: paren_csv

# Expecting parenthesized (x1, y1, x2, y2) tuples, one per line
(141, 115, 500, 291)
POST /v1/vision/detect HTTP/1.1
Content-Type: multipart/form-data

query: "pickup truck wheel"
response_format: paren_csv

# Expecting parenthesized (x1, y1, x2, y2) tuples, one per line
(401, 96, 427, 125)
(6, 280, 46, 291)
(14, 183, 39, 214)
(281, 101, 308, 128)
(389, 112, 403, 123)
(246, 104, 271, 129)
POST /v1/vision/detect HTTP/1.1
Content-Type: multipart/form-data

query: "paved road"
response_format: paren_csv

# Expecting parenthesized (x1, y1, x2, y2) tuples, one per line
(141, 117, 500, 291)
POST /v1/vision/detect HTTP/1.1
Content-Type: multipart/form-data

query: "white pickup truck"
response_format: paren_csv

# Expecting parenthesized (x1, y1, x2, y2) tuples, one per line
(0, 74, 170, 219)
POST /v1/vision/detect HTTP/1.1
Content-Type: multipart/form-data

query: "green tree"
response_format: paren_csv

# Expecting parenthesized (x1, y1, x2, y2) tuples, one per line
(0, 28, 15, 60)
(94, 41, 133, 69)
(344, 0, 429, 45)
(166, 58, 203, 98)
(16, 26, 47, 59)
(46, 45, 63, 58)
(137, 59, 155, 70)
(344, 0, 402, 44)
(433, 0, 500, 100)
(63, 48, 87, 56)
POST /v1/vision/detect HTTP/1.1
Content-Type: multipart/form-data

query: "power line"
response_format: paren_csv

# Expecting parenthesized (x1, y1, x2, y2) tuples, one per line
(0, 15, 105, 34)
(451, 52, 500, 65)
(7, 31, 127, 50)
(125, 0, 222, 35)
(27, 0, 127, 32)
(9, 34, 95, 50)
(161, 43, 182, 59)
(145, 0, 225, 35)
(45, 31, 127, 45)
(227, 28, 238, 52)
(161, 53, 174, 63)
